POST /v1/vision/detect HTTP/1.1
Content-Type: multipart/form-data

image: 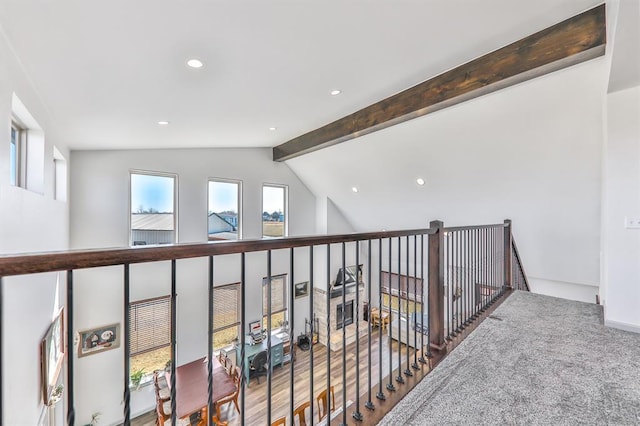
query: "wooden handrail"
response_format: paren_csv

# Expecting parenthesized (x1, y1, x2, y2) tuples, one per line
(0, 228, 435, 277)
(441, 223, 507, 233)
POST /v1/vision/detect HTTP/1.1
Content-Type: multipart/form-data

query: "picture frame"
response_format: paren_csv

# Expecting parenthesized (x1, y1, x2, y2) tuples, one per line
(41, 307, 64, 405)
(78, 323, 120, 358)
(294, 281, 309, 298)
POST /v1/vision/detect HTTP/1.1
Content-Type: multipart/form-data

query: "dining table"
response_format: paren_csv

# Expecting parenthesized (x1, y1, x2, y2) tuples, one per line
(165, 356, 237, 420)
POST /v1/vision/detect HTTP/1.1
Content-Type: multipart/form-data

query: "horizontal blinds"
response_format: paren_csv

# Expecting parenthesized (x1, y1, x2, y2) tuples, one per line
(213, 283, 241, 332)
(129, 296, 171, 356)
(381, 271, 423, 302)
(263, 274, 287, 314)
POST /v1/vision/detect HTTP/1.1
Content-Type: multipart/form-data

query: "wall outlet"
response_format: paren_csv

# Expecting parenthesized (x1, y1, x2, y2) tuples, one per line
(624, 217, 640, 229)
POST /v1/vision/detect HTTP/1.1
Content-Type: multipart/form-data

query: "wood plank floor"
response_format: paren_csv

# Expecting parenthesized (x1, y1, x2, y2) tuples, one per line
(131, 331, 421, 425)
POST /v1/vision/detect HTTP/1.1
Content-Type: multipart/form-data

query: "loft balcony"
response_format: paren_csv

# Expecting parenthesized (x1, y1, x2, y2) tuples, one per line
(1, 220, 532, 425)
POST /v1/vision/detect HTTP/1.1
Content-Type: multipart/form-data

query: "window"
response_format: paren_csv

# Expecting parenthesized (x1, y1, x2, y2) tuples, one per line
(9, 121, 21, 186)
(129, 296, 171, 375)
(53, 146, 67, 202)
(262, 274, 287, 330)
(262, 184, 287, 238)
(213, 283, 242, 349)
(11, 93, 45, 194)
(208, 179, 241, 241)
(381, 271, 423, 316)
(130, 171, 176, 246)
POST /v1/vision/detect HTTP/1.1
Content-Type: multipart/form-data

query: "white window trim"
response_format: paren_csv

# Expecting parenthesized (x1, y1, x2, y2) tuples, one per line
(129, 169, 178, 246)
(207, 177, 243, 240)
(10, 119, 26, 187)
(262, 183, 289, 238)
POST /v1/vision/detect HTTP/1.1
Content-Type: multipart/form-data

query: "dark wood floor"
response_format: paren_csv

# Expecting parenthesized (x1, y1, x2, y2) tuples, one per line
(132, 331, 421, 425)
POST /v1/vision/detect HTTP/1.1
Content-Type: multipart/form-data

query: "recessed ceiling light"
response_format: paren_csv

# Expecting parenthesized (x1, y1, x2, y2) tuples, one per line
(330, 89, 342, 96)
(269, 127, 277, 131)
(416, 178, 425, 186)
(352, 187, 359, 193)
(187, 58, 204, 69)
(157, 121, 170, 125)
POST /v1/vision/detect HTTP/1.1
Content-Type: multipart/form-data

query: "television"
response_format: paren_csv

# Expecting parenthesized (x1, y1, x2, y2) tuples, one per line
(334, 267, 356, 286)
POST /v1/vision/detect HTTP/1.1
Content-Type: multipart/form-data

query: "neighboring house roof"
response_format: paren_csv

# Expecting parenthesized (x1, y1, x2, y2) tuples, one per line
(208, 212, 235, 233)
(131, 213, 174, 231)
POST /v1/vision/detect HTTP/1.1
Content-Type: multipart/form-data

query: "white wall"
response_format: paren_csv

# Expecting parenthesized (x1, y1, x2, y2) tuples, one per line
(0, 29, 69, 426)
(602, 85, 640, 332)
(69, 148, 317, 424)
(287, 58, 608, 303)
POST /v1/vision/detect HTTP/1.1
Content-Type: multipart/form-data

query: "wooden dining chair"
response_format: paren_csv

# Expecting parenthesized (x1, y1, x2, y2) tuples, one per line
(196, 407, 228, 426)
(215, 366, 241, 420)
(154, 394, 171, 426)
(271, 417, 286, 426)
(293, 400, 311, 426)
(316, 386, 335, 422)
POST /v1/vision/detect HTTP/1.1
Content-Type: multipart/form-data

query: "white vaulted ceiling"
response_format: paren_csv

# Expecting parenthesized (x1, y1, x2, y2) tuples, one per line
(0, 0, 603, 150)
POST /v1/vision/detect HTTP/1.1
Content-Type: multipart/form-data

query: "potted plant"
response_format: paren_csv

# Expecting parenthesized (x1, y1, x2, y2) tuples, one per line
(48, 383, 64, 406)
(130, 368, 145, 390)
(83, 412, 100, 426)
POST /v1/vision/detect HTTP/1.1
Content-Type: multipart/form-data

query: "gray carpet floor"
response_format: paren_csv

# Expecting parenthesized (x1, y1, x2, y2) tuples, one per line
(378, 291, 640, 426)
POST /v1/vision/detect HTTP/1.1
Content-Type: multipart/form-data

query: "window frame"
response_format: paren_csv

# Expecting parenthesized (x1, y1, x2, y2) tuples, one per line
(212, 282, 242, 350)
(380, 271, 423, 317)
(10, 119, 25, 187)
(207, 177, 242, 241)
(262, 273, 288, 330)
(261, 183, 288, 238)
(129, 170, 178, 246)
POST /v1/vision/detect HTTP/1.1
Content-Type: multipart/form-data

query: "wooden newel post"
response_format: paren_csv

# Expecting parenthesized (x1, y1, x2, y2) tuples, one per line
(428, 220, 445, 352)
(504, 219, 512, 289)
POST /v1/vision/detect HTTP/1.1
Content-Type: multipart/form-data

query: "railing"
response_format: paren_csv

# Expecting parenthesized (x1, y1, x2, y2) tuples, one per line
(511, 239, 530, 292)
(0, 220, 528, 426)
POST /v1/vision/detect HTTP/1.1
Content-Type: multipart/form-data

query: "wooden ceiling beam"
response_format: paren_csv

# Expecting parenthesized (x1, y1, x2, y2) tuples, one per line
(273, 4, 606, 162)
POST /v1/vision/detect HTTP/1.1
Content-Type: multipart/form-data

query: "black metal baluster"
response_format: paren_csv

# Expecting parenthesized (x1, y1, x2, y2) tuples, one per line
(353, 242, 363, 421)
(420, 233, 429, 363)
(404, 236, 412, 377)
(365, 239, 375, 410)
(473, 229, 479, 319)
(289, 248, 295, 425)
(267, 250, 273, 426)
(207, 257, 214, 426)
(396, 237, 404, 385)
(386, 238, 395, 392)
(412, 235, 419, 370)
(67, 270, 75, 426)
(377, 238, 386, 400)
(455, 231, 460, 334)
(309, 246, 315, 424)
(456, 231, 464, 332)
(446, 232, 452, 339)
(123, 264, 131, 426)
(0, 277, 3, 424)
(240, 253, 246, 426)
(465, 230, 471, 326)
(326, 244, 332, 416)
(170, 260, 177, 426)
(340, 243, 347, 426)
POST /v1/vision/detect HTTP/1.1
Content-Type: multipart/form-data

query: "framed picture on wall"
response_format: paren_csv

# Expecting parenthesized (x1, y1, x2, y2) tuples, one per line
(78, 323, 120, 358)
(41, 307, 64, 405)
(294, 281, 309, 298)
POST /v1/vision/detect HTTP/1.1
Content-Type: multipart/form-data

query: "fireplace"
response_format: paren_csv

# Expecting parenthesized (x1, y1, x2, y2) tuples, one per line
(336, 300, 354, 330)
(313, 283, 366, 349)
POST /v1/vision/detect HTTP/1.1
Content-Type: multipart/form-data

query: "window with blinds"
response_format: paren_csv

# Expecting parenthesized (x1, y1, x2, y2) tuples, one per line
(212, 283, 241, 349)
(262, 274, 287, 329)
(381, 271, 423, 315)
(129, 296, 171, 356)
